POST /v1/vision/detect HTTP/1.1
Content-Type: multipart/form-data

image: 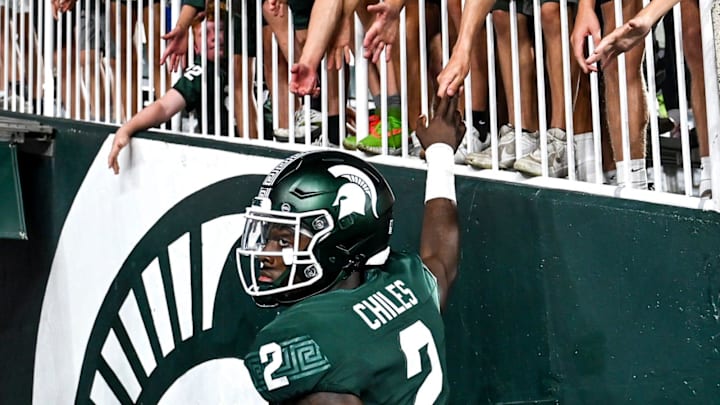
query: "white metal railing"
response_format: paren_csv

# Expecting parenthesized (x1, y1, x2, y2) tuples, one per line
(0, 0, 718, 211)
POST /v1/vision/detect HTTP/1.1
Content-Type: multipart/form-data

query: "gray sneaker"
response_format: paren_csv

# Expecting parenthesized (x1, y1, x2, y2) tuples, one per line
(466, 124, 538, 169)
(514, 128, 568, 177)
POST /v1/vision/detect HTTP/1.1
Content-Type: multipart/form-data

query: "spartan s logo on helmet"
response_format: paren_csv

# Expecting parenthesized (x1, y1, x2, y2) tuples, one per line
(237, 151, 395, 307)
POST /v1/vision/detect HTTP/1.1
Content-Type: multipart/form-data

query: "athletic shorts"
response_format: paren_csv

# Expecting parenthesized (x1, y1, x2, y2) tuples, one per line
(0, 0, 30, 9)
(287, 0, 314, 30)
(493, 0, 577, 16)
(79, 9, 116, 57)
(231, 0, 258, 57)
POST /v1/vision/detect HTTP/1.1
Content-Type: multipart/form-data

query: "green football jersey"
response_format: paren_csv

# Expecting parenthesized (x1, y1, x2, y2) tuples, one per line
(173, 58, 230, 135)
(244, 251, 449, 404)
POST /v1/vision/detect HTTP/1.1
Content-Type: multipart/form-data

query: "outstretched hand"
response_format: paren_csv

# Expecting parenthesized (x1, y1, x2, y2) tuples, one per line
(362, 1, 401, 63)
(415, 95, 465, 152)
(585, 17, 652, 71)
(290, 63, 320, 97)
(107, 130, 131, 175)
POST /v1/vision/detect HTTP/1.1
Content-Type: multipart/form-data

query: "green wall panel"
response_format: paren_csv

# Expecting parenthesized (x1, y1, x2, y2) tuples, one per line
(1, 113, 719, 403)
(0, 142, 26, 239)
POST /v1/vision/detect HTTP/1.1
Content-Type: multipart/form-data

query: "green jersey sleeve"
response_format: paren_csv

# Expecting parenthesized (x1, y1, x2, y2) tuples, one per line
(244, 325, 348, 402)
(172, 64, 203, 111)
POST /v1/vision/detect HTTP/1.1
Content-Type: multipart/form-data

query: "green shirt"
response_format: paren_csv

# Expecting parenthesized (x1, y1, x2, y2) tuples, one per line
(245, 252, 449, 404)
(173, 58, 230, 136)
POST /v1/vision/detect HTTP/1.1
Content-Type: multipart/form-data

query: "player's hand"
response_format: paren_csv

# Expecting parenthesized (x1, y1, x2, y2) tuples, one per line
(161, 25, 190, 72)
(290, 63, 320, 97)
(108, 130, 131, 175)
(570, 4, 601, 74)
(415, 95, 464, 153)
(362, 1, 402, 63)
(436, 51, 470, 97)
(585, 16, 652, 71)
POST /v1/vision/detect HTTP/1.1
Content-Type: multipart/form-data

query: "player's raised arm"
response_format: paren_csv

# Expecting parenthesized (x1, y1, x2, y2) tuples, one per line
(415, 95, 464, 311)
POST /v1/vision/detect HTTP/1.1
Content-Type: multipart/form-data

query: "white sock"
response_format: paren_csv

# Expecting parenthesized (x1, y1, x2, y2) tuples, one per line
(616, 159, 648, 189)
(699, 156, 711, 198)
(574, 132, 597, 182)
(604, 169, 617, 185)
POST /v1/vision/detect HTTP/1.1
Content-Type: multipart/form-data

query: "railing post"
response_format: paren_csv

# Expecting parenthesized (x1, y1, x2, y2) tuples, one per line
(700, 0, 720, 210)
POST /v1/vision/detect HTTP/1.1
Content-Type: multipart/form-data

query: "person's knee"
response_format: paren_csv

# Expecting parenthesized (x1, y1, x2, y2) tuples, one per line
(492, 10, 510, 32)
(541, 3, 561, 37)
(295, 29, 307, 51)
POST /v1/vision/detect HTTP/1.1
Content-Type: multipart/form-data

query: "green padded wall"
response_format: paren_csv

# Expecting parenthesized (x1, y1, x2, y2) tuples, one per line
(0, 141, 26, 239)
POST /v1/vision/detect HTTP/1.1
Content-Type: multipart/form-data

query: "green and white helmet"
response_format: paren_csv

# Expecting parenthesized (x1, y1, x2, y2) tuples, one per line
(237, 150, 395, 307)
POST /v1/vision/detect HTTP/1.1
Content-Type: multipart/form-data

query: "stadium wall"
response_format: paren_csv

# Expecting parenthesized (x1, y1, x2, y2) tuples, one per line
(1, 114, 719, 404)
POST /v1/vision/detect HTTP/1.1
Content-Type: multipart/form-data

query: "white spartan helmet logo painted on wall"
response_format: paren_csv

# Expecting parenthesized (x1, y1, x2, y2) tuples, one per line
(328, 165, 379, 220)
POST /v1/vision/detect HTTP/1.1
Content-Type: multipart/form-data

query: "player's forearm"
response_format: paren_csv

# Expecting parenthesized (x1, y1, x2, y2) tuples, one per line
(421, 199, 459, 271)
(298, 0, 345, 68)
(420, 144, 460, 301)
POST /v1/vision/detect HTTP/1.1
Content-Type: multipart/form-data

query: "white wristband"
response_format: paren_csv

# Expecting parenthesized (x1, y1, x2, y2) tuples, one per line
(424, 143, 456, 203)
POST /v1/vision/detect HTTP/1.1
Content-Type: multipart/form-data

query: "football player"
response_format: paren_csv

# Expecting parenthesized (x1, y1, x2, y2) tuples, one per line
(238, 95, 464, 404)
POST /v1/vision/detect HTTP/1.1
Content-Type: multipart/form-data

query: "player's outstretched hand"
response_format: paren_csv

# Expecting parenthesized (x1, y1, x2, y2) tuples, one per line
(415, 95, 465, 152)
(108, 130, 131, 175)
(290, 63, 320, 97)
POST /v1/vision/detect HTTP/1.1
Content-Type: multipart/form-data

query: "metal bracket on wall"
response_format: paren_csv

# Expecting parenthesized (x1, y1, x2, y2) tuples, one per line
(0, 117, 55, 157)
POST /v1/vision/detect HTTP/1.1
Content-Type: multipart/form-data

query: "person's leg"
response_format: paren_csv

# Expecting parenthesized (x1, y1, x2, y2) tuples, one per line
(681, 0, 710, 196)
(146, 2, 170, 99)
(471, 5, 538, 170)
(541, 1, 566, 129)
(263, 25, 290, 131)
(231, 1, 260, 139)
(401, 0, 440, 132)
(601, 0, 648, 188)
(262, 2, 293, 132)
(492, 8, 537, 131)
(110, 2, 140, 121)
(234, 54, 258, 138)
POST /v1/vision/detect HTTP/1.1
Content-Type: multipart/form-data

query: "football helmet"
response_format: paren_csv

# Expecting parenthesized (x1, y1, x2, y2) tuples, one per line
(237, 150, 395, 306)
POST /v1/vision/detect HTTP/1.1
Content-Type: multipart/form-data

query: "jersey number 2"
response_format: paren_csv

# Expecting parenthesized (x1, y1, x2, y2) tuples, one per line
(258, 321, 443, 402)
(400, 321, 443, 404)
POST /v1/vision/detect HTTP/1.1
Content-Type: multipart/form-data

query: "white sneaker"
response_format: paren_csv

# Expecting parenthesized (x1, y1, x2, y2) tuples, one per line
(454, 126, 490, 164)
(312, 135, 338, 148)
(294, 108, 322, 134)
(514, 128, 568, 177)
(466, 124, 538, 169)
